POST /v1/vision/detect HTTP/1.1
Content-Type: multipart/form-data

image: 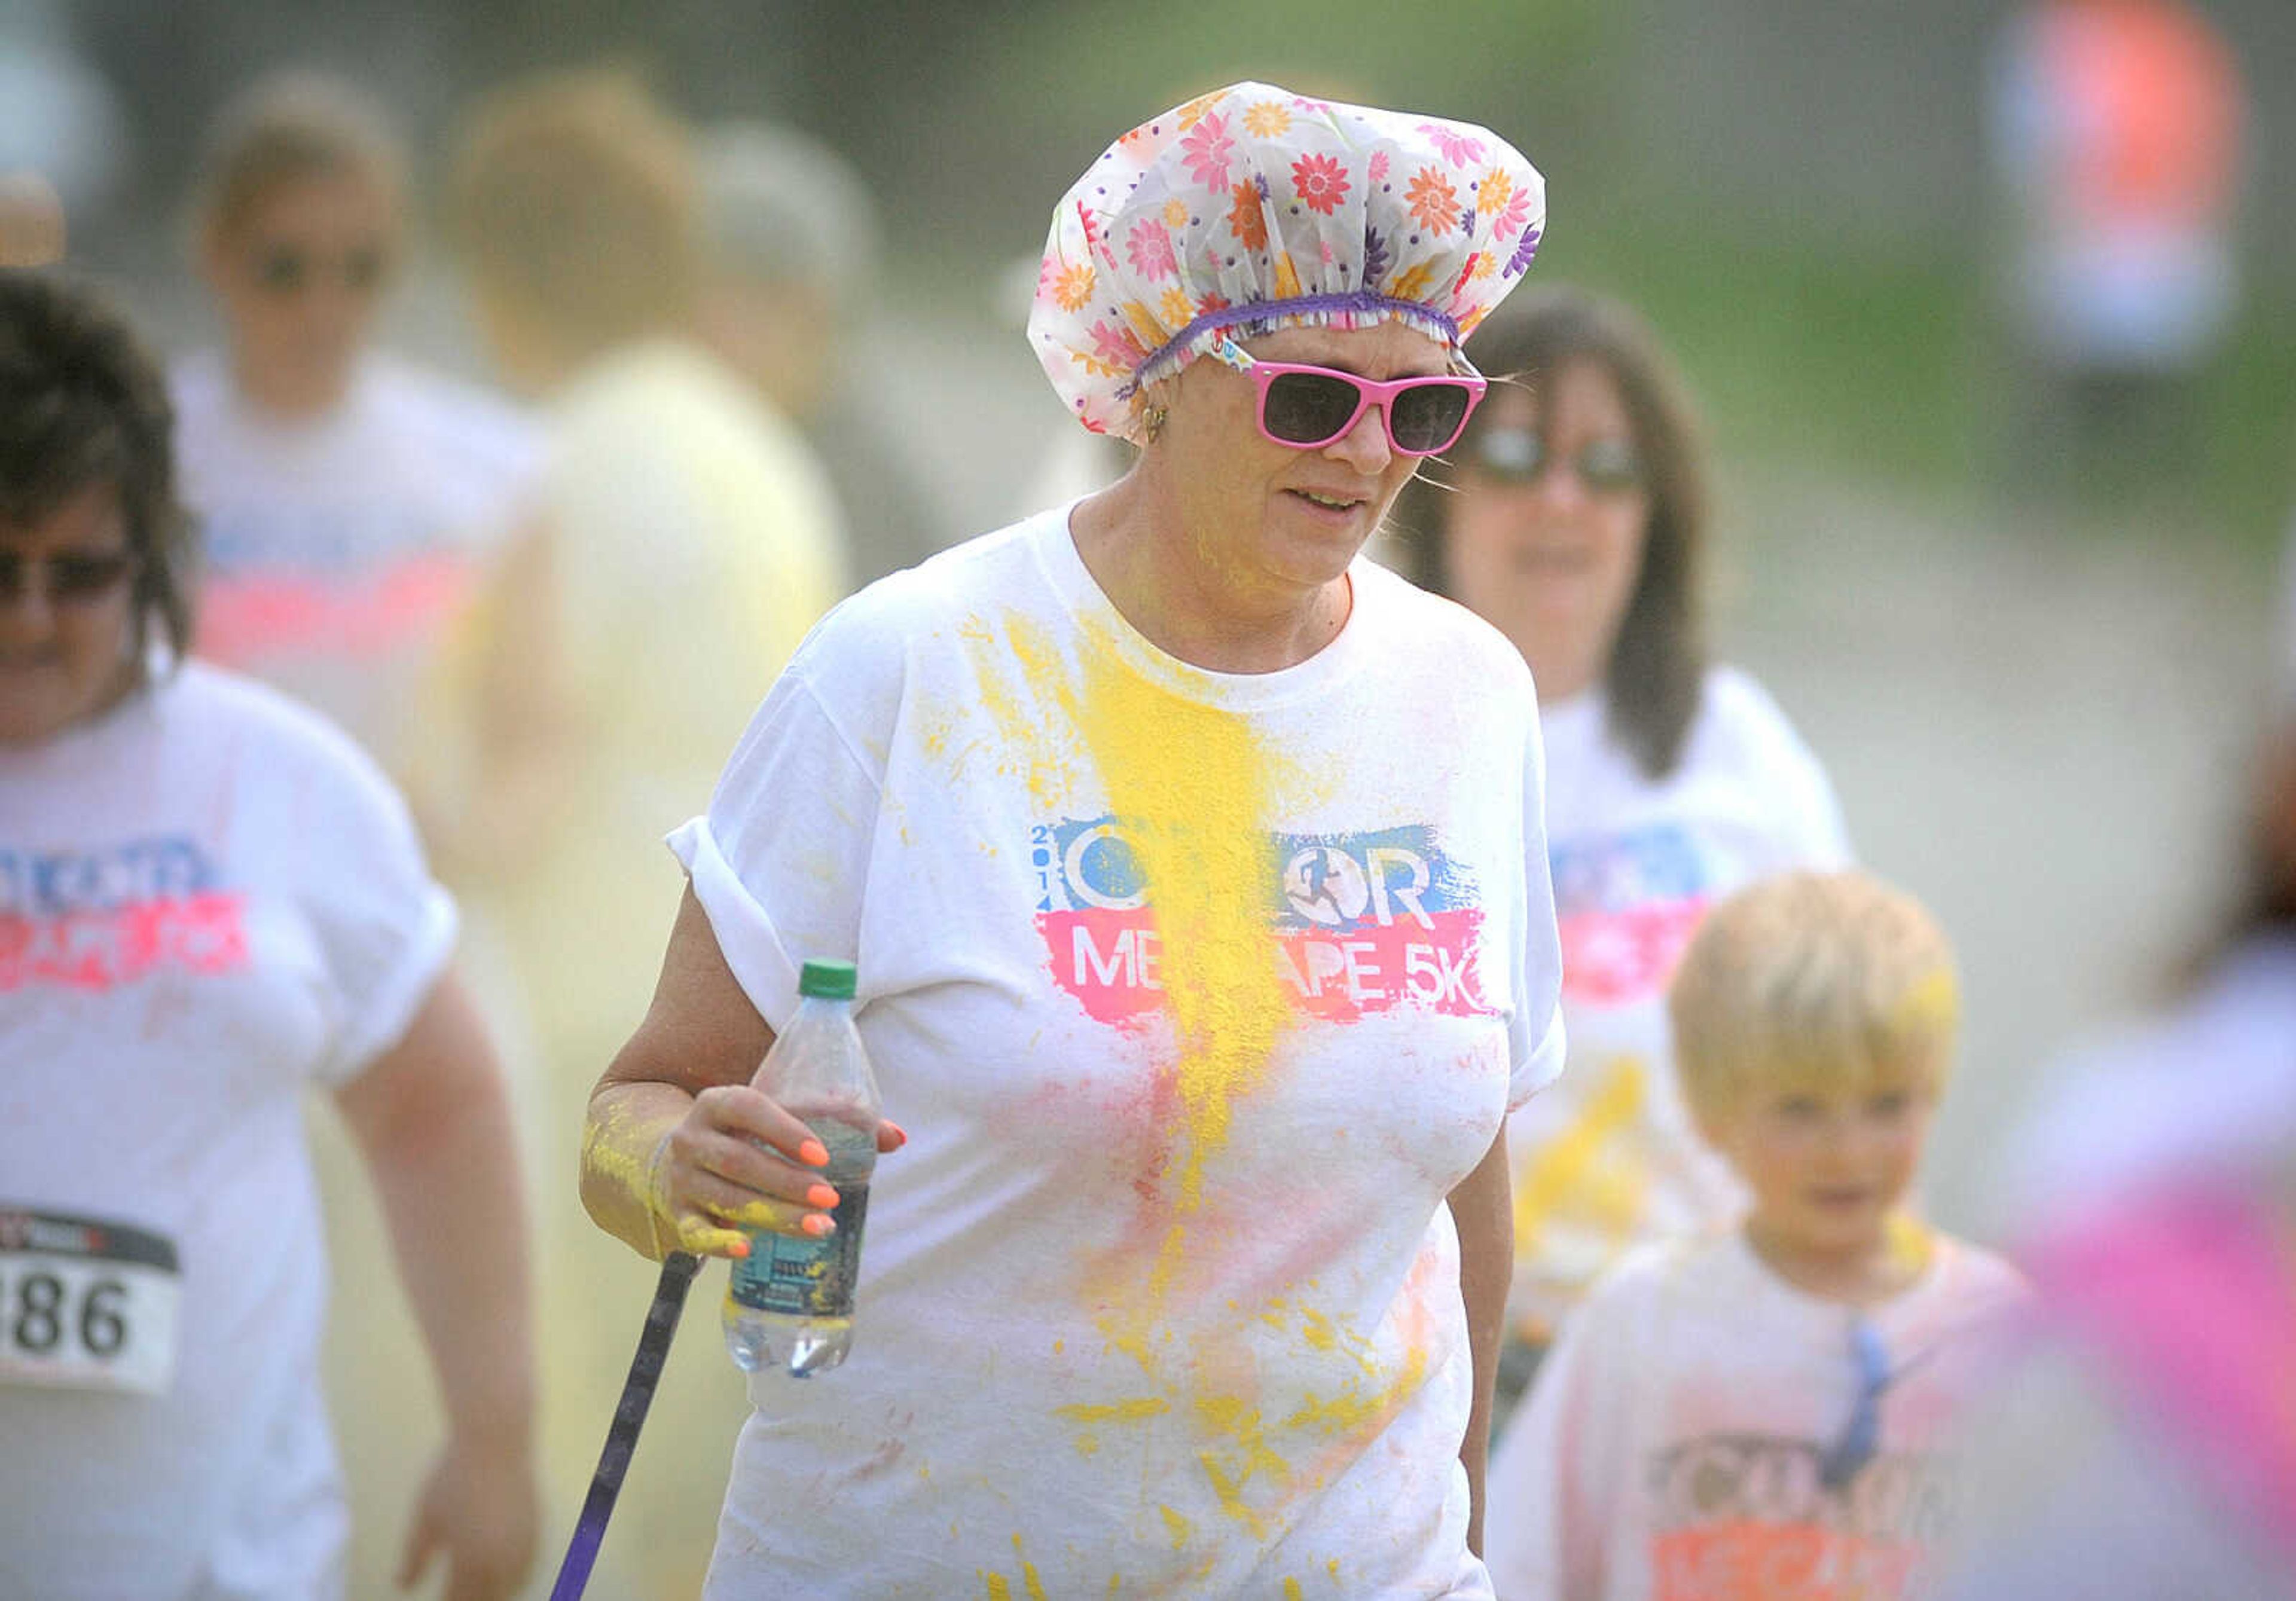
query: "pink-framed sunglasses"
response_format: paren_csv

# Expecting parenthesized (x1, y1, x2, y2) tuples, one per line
(1211, 335, 1488, 456)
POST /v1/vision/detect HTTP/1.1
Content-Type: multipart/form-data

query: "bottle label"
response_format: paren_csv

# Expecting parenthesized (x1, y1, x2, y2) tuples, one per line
(728, 1186, 871, 1318)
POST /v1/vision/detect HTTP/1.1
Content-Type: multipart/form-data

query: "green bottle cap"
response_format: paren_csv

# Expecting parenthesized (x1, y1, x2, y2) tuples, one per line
(798, 958, 857, 1000)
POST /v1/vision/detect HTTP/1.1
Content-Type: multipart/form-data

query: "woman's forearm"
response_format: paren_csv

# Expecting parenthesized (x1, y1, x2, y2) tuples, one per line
(1448, 1119, 1515, 1557)
(581, 1080, 700, 1261)
(338, 976, 535, 1456)
(581, 885, 805, 1263)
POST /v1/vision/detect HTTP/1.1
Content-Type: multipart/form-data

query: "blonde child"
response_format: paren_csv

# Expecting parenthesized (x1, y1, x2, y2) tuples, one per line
(1483, 870, 2028, 1600)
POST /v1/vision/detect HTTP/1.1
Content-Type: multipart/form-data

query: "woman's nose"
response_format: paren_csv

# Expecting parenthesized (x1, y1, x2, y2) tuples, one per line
(0, 571, 57, 635)
(1323, 404, 1395, 472)
(1529, 459, 1593, 511)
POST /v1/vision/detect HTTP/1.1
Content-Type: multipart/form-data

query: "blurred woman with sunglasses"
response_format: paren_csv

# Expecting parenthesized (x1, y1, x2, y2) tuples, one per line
(1393, 287, 1851, 1423)
(167, 74, 549, 1600)
(580, 83, 1563, 1595)
(0, 270, 536, 1600)
(172, 70, 539, 787)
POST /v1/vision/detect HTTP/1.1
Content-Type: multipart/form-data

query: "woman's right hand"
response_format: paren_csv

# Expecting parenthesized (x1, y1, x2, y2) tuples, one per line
(645, 1086, 906, 1260)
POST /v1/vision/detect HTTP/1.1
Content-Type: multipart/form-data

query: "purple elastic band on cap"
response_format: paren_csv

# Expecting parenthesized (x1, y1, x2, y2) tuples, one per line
(1116, 292, 1463, 400)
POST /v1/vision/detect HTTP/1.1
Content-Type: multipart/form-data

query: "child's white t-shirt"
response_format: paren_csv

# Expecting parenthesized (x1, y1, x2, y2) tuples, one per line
(0, 664, 455, 1600)
(171, 351, 541, 774)
(677, 505, 1565, 1598)
(1507, 673, 1851, 1333)
(1484, 1229, 2029, 1601)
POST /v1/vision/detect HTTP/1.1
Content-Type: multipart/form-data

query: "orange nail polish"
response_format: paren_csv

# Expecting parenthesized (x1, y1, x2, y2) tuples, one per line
(885, 1121, 909, 1148)
(801, 1213, 835, 1238)
(799, 1138, 829, 1167)
(807, 1183, 840, 1209)
(728, 1237, 751, 1259)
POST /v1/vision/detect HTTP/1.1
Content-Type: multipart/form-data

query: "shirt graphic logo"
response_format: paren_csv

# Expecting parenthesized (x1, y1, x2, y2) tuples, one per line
(200, 557, 474, 664)
(1552, 823, 1710, 1006)
(1, 838, 250, 992)
(1033, 817, 1495, 1025)
(1648, 1432, 1949, 1601)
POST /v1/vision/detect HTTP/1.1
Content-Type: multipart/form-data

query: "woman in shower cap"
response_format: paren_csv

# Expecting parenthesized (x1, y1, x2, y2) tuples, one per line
(581, 81, 1564, 1597)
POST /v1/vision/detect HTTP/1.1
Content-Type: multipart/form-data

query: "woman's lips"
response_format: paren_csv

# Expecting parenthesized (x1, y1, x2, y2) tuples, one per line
(1806, 1187, 1875, 1210)
(1511, 543, 1595, 574)
(1284, 487, 1367, 520)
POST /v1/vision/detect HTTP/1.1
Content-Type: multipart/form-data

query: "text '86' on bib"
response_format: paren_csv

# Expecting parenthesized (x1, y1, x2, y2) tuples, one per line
(0, 1209, 180, 1397)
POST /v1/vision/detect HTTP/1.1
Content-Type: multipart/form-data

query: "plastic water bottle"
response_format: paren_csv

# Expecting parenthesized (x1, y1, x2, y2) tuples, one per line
(722, 958, 881, 1379)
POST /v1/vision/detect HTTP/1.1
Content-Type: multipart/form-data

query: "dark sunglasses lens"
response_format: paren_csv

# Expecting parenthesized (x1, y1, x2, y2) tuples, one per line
(254, 249, 307, 292)
(0, 552, 134, 603)
(1578, 439, 1645, 493)
(1471, 429, 1544, 481)
(50, 555, 135, 599)
(1390, 383, 1474, 453)
(1261, 371, 1363, 445)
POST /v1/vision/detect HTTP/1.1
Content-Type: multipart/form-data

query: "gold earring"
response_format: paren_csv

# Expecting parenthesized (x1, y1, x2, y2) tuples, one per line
(1141, 403, 1168, 443)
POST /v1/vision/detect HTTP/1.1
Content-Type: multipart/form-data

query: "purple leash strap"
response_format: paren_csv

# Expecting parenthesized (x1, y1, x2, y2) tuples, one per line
(548, 1250, 703, 1601)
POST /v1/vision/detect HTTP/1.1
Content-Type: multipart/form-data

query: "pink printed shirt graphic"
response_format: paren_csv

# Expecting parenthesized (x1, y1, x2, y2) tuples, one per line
(0, 839, 251, 993)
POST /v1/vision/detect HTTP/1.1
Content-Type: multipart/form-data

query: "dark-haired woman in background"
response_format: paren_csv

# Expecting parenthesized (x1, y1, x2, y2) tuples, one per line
(0, 270, 535, 1601)
(1395, 286, 1851, 1419)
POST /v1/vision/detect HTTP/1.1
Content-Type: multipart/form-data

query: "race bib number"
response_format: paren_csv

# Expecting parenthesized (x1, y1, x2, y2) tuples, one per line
(0, 1209, 179, 1397)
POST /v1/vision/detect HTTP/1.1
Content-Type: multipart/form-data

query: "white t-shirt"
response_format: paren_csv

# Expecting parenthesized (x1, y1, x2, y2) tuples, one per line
(1484, 1229, 2029, 1601)
(2002, 936, 2296, 1235)
(0, 664, 456, 1600)
(171, 350, 541, 774)
(1932, 936, 2296, 1599)
(1507, 671, 1851, 1333)
(676, 504, 1565, 1598)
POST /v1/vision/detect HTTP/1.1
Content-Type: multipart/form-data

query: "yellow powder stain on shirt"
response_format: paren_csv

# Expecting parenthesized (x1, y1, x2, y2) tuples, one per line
(1193, 1394, 1290, 1540)
(1886, 1211, 1937, 1279)
(958, 613, 1087, 812)
(1159, 1504, 1193, 1548)
(1283, 1343, 1429, 1435)
(1056, 1397, 1171, 1425)
(979, 1537, 1049, 1601)
(1067, 623, 1289, 1212)
(1015, 1536, 1049, 1601)
(1283, 1578, 1306, 1601)
(991, 608, 1399, 1541)
(1512, 1053, 1648, 1260)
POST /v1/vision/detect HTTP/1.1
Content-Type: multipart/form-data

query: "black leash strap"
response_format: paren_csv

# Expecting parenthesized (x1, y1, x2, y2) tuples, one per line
(547, 1250, 703, 1601)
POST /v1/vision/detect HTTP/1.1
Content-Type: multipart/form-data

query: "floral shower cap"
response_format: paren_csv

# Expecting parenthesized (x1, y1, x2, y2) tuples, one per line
(1028, 81, 1546, 442)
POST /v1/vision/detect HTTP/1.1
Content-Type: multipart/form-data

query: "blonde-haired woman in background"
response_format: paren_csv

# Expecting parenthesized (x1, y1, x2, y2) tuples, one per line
(429, 66, 848, 1601)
